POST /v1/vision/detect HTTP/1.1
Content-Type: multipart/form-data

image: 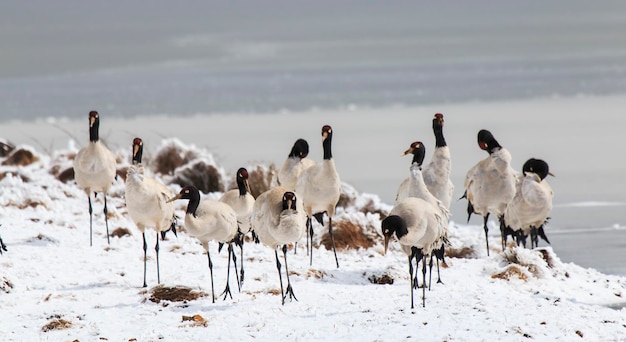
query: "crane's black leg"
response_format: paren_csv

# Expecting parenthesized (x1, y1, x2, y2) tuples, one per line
(308, 218, 314, 266)
(88, 195, 93, 247)
(275, 249, 285, 305)
(428, 253, 434, 291)
(103, 194, 110, 245)
(421, 255, 427, 308)
(231, 241, 241, 292)
(409, 247, 418, 309)
(483, 214, 490, 256)
(435, 245, 445, 284)
(237, 233, 244, 289)
(142, 232, 148, 288)
(282, 244, 298, 303)
(221, 243, 234, 300)
(155, 231, 161, 285)
(328, 216, 340, 269)
(207, 249, 215, 303)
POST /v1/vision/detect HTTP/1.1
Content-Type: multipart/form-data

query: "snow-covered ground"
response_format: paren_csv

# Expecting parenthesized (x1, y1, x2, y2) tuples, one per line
(1, 140, 625, 341)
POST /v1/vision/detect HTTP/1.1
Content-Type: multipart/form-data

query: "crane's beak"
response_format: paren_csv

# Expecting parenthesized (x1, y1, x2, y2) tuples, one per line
(403, 147, 413, 156)
(548, 172, 556, 177)
(166, 193, 182, 203)
(383, 236, 390, 255)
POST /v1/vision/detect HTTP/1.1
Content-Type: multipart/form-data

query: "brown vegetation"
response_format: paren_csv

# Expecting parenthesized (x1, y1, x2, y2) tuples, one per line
(110, 227, 132, 238)
(319, 219, 377, 251)
(149, 285, 207, 304)
(151, 143, 199, 175)
(368, 274, 394, 285)
(2, 148, 39, 166)
(170, 161, 224, 194)
(445, 246, 479, 259)
(42, 316, 72, 332)
(181, 314, 208, 327)
(491, 265, 529, 282)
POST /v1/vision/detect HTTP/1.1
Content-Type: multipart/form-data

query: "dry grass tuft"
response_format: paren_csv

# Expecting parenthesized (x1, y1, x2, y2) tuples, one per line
(266, 288, 282, 296)
(56, 167, 75, 183)
(247, 165, 275, 198)
(152, 144, 198, 175)
(42, 317, 72, 332)
(149, 285, 207, 304)
(110, 227, 132, 238)
(2, 148, 39, 166)
(368, 274, 394, 285)
(319, 219, 376, 251)
(491, 264, 529, 282)
(536, 248, 556, 268)
(305, 269, 327, 279)
(171, 161, 224, 194)
(446, 246, 479, 259)
(181, 314, 208, 327)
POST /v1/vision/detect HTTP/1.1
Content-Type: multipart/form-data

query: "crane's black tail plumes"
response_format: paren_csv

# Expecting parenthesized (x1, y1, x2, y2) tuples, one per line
(161, 215, 178, 240)
(459, 191, 475, 223)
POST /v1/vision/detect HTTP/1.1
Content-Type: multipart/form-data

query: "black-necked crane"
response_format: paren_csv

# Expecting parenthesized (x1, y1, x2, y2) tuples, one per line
(504, 158, 554, 249)
(251, 187, 307, 305)
(168, 186, 240, 303)
(125, 137, 177, 287)
(395, 141, 449, 286)
(219, 167, 256, 284)
(382, 197, 445, 309)
(277, 139, 316, 191)
(461, 129, 517, 256)
(73, 111, 117, 246)
(295, 125, 341, 268)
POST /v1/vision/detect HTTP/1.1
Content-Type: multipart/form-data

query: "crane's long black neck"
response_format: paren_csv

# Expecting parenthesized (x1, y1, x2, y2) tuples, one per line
(323, 134, 333, 160)
(433, 122, 447, 147)
(237, 176, 247, 196)
(132, 145, 143, 165)
(89, 120, 100, 143)
(412, 148, 426, 166)
(186, 189, 201, 217)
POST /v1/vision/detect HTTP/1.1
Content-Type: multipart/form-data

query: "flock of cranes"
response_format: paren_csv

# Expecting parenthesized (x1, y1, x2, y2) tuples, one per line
(14, 110, 553, 309)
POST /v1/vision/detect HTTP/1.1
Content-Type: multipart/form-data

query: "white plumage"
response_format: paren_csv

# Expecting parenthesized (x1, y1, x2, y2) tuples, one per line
(169, 186, 239, 303)
(462, 129, 517, 256)
(73, 110, 117, 246)
(277, 139, 316, 191)
(504, 158, 553, 248)
(422, 113, 454, 210)
(252, 187, 307, 304)
(295, 125, 341, 268)
(381, 197, 445, 308)
(125, 137, 176, 287)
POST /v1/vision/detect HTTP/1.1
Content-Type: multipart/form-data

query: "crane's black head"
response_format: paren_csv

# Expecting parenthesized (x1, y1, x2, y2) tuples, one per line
(282, 191, 297, 211)
(132, 137, 143, 165)
(88, 110, 100, 142)
(477, 129, 501, 154)
(522, 158, 550, 180)
(237, 167, 249, 180)
(403, 141, 426, 166)
(433, 113, 444, 129)
(381, 215, 408, 254)
(432, 113, 447, 147)
(289, 138, 310, 159)
(236, 167, 250, 196)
